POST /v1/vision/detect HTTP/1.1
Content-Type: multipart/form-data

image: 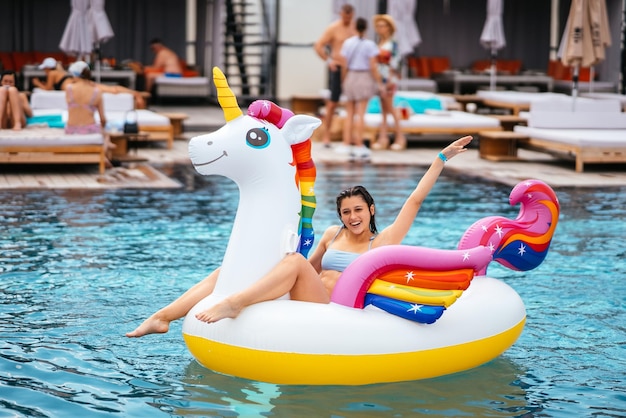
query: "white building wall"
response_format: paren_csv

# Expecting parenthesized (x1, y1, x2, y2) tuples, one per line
(276, 0, 334, 101)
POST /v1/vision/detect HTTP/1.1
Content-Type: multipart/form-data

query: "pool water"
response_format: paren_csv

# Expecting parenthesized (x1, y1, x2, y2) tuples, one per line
(1, 164, 625, 417)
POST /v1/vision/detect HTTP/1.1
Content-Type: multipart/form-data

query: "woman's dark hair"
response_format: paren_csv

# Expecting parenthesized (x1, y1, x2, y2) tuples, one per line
(336, 185, 378, 234)
(356, 17, 367, 33)
(78, 68, 92, 80)
(1, 70, 17, 82)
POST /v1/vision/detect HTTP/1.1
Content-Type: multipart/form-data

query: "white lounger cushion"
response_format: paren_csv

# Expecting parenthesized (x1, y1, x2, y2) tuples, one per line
(477, 91, 574, 105)
(0, 127, 103, 146)
(31, 91, 134, 112)
(106, 110, 171, 127)
(515, 125, 626, 147)
(527, 99, 626, 129)
(155, 77, 210, 97)
(155, 76, 209, 86)
(29, 91, 169, 127)
(363, 110, 500, 129)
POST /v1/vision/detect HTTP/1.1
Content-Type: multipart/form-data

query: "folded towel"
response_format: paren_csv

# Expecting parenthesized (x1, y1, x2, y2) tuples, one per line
(367, 96, 443, 114)
(26, 114, 65, 128)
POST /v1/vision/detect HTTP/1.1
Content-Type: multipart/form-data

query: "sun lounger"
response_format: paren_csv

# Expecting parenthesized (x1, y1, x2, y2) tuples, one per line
(30, 90, 174, 149)
(154, 76, 210, 99)
(363, 110, 501, 141)
(0, 127, 106, 174)
(476, 91, 588, 115)
(581, 92, 626, 110)
(513, 98, 626, 172)
(553, 80, 616, 94)
(361, 92, 501, 141)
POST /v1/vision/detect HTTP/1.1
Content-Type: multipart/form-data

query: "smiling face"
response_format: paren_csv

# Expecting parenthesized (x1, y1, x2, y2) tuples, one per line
(336, 186, 378, 234)
(338, 195, 374, 234)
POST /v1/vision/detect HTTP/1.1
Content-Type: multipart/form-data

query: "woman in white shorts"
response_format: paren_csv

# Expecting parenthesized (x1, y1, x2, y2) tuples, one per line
(339, 17, 383, 159)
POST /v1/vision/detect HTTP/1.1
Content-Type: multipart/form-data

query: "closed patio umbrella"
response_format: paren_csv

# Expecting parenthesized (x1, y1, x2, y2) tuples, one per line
(388, 0, 422, 57)
(388, 0, 422, 79)
(89, 0, 115, 82)
(59, 0, 93, 60)
(558, 0, 610, 105)
(480, 0, 506, 91)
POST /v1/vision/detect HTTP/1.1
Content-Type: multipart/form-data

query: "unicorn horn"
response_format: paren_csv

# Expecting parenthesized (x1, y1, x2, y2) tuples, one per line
(213, 67, 243, 122)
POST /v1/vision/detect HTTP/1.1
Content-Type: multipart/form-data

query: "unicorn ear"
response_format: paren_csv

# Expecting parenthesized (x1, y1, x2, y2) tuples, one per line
(281, 115, 322, 145)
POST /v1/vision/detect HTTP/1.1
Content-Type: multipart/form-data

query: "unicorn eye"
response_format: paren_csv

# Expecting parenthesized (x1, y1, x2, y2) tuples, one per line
(246, 127, 270, 149)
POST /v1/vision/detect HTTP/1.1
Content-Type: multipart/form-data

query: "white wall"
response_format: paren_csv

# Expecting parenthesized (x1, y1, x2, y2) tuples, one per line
(276, 0, 334, 101)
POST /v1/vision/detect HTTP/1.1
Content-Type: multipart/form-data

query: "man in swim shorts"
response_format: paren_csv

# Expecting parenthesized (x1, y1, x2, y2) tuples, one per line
(143, 38, 183, 93)
(314, 4, 356, 147)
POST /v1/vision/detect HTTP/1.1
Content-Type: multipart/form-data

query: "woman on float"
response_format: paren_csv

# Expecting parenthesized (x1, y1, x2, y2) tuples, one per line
(126, 135, 472, 337)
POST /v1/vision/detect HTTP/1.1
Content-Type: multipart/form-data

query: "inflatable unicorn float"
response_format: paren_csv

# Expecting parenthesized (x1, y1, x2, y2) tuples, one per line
(182, 68, 560, 385)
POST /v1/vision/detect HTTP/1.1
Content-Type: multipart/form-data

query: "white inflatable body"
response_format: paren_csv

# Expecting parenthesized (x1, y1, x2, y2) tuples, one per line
(182, 68, 559, 385)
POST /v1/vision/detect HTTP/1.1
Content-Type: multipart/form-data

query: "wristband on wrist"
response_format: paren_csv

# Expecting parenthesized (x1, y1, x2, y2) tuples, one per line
(438, 152, 448, 163)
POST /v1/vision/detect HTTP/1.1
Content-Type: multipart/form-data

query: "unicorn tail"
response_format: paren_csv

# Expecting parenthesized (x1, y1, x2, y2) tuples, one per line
(457, 179, 560, 275)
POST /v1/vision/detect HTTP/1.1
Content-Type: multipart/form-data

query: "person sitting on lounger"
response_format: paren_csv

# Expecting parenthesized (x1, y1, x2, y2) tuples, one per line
(31, 57, 74, 91)
(33, 57, 147, 109)
(143, 38, 183, 93)
(65, 61, 116, 161)
(0, 70, 32, 130)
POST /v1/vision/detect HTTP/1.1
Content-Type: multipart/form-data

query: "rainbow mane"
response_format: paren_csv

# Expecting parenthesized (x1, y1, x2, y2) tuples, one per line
(247, 100, 317, 257)
(458, 179, 560, 274)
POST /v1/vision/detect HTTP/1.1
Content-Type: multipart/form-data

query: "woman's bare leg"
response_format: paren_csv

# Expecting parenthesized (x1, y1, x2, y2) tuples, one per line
(321, 100, 338, 146)
(0, 89, 8, 129)
(374, 93, 391, 149)
(7, 87, 23, 130)
(195, 253, 329, 324)
(388, 101, 406, 150)
(353, 99, 369, 147)
(342, 101, 355, 146)
(125, 267, 221, 337)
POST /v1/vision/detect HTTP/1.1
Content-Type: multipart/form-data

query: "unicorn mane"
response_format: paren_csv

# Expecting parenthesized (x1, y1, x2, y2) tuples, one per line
(458, 180, 560, 274)
(247, 100, 317, 257)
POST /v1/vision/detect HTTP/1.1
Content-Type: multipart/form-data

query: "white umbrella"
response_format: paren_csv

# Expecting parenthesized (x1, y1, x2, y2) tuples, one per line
(480, 0, 506, 91)
(558, 0, 610, 107)
(59, 0, 93, 60)
(89, 0, 115, 82)
(388, 0, 422, 79)
(89, 0, 114, 43)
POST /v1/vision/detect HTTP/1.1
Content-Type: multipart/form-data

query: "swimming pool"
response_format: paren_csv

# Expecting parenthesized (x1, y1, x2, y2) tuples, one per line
(1, 164, 624, 417)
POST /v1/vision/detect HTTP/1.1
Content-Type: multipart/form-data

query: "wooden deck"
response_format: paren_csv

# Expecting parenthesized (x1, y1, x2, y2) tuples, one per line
(0, 164, 181, 189)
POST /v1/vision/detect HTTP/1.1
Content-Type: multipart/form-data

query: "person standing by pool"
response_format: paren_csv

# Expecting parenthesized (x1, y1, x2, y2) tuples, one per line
(370, 14, 407, 151)
(0, 70, 32, 130)
(125, 135, 473, 337)
(337, 16, 383, 160)
(313, 4, 357, 148)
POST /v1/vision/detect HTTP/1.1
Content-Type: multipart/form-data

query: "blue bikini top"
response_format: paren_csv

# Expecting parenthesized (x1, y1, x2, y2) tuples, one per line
(320, 226, 375, 272)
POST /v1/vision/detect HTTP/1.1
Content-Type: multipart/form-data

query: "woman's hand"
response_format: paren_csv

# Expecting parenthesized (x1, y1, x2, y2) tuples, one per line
(441, 135, 473, 161)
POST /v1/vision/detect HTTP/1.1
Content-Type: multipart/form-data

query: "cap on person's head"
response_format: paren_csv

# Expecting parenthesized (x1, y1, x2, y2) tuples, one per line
(69, 61, 89, 77)
(38, 57, 57, 70)
(373, 14, 396, 35)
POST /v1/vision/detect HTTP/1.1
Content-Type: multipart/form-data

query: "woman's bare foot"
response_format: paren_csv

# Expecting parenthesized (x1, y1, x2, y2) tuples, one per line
(12, 123, 22, 131)
(195, 298, 242, 323)
(125, 315, 170, 337)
